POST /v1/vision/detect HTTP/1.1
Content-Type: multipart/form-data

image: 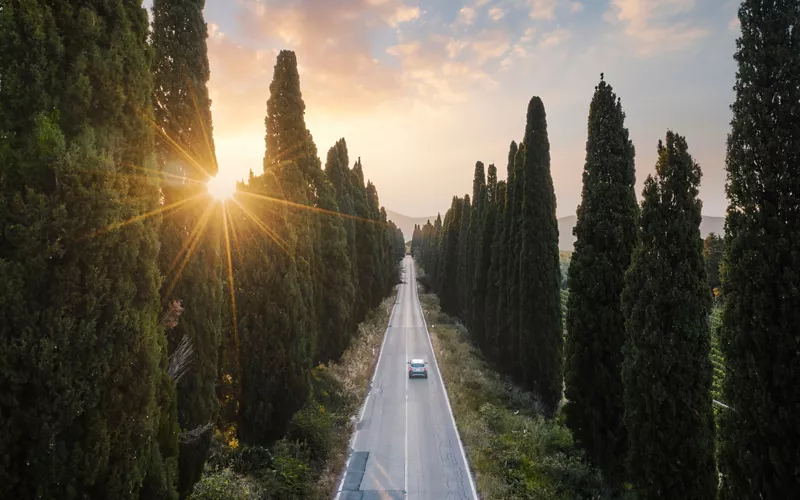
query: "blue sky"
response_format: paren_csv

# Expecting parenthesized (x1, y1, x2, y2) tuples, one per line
(146, 0, 742, 218)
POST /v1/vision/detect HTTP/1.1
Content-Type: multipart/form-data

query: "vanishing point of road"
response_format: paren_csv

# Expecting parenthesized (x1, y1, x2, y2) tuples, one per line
(335, 256, 478, 500)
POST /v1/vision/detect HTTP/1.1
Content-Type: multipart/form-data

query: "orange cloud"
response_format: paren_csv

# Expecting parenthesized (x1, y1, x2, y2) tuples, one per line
(609, 0, 708, 56)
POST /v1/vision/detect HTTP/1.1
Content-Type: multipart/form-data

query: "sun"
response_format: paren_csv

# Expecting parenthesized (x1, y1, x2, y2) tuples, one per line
(207, 175, 236, 200)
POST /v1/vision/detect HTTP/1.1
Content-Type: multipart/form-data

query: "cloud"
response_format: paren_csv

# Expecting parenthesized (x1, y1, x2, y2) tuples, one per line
(387, 5, 421, 27)
(489, 7, 505, 20)
(386, 33, 502, 102)
(570, 1, 583, 13)
(455, 6, 477, 26)
(538, 27, 571, 48)
(470, 29, 511, 64)
(608, 0, 708, 56)
(528, 0, 557, 20)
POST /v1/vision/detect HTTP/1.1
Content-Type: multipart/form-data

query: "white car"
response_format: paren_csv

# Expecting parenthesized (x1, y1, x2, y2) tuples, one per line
(407, 358, 428, 379)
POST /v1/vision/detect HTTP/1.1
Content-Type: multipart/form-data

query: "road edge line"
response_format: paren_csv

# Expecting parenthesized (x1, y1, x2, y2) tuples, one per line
(333, 270, 401, 500)
(412, 261, 480, 500)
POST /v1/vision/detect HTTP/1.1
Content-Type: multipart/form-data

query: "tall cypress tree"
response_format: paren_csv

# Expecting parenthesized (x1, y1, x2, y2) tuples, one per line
(325, 139, 359, 339)
(564, 76, 637, 487)
(0, 1, 171, 497)
(621, 132, 716, 499)
(236, 50, 314, 444)
(720, 1, 800, 497)
(366, 181, 386, 309)
(471, 164, 496, 349)
(457, 194, 472, 320)
(314, 169, 354, 362)
(484, 179, 506, 363)
(151, 0, 222, 495)
(467, 162, 486, 329)
(518, 97, 563, 414)
(351, 158, 377, 324)
(495, 141, 518, 371)
(438, 197, 463, 315)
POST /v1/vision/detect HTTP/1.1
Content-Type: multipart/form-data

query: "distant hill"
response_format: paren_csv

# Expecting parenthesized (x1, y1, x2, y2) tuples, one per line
(385, 209, 436, 242)
(558, 215, 725, 251)
(387, 209, 725, 251)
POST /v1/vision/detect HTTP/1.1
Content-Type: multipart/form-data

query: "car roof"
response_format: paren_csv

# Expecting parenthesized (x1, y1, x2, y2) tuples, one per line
(410, 358, 425, 364)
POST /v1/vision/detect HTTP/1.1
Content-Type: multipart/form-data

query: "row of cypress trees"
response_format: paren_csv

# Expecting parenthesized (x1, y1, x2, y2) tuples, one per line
(412, 96, 564, 415)
(413, 0, 799, 497)
(0, 1, 403, 499)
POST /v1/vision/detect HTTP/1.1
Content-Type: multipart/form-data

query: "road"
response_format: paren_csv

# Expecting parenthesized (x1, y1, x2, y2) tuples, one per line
(336, 256, 478, 500)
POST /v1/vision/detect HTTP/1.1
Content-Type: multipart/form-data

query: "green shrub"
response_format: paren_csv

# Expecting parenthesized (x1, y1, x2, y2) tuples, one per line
(286, 399, 334, 462)
(191, 467, 259, 500)
(269, 440, 313, 499)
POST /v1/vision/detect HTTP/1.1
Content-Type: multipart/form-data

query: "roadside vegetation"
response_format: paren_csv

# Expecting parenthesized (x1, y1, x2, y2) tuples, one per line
(191, 292, 396, 499)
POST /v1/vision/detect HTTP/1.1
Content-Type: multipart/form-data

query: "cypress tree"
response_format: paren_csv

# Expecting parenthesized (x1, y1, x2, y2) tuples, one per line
(430, 213, 443, 288)
(484, 179, 507, 363)
(151, 0, 222, 495)
(0, 1, 171, 497)
(471, 164, 496, 349)
(467, 162, 486, 329)
(263, 49, 317, 346)
(621, 132, 716, 499)
(351, 158, 377, 324)
(702, 233, 724, 297)
(457, 194, 472, 320)
(325, 139, 359, 338)
(232, 173, 308, 445)
(495, 141, 518, 371)
(313, 169, 354, 362)
(720, 1, 800, 496)
(518, 97, 563, 414)
(236, 50, 315, 444)
(564, 76, 637, 487)
(438, 197, 463, 315)
(366, 181, 386, 309)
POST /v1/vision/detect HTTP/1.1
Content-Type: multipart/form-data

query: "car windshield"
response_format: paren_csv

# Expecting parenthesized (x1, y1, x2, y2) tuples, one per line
(411, 363, 424, 368)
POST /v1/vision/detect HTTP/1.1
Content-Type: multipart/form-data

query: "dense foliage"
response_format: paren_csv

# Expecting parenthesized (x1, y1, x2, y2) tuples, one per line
(1, 0, 798, 498)
(564, 76, 637, 489)
(719, 0, 800, 497)
(0, 7, 402, 496)
(0, 1, 168, 497)
(151, 0, 222, 495)
(621, 132, 716, 499)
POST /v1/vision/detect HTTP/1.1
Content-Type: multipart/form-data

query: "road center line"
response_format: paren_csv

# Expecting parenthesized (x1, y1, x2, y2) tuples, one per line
(404, 260, 410, 497)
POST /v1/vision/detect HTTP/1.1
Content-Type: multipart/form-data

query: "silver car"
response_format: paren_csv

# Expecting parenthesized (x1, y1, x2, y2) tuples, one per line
(407, 358, 428, 379)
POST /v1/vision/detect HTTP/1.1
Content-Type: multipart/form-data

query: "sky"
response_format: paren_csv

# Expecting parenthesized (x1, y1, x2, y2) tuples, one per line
(144, 0, 742, 218)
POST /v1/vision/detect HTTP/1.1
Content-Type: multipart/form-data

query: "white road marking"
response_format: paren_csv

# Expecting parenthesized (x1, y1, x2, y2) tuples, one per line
(411, 262, 479, 500)
(404, 281, 409, 497)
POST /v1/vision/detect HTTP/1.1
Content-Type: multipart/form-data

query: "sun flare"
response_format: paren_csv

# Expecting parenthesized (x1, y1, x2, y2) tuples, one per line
(207, 175, 236, 200)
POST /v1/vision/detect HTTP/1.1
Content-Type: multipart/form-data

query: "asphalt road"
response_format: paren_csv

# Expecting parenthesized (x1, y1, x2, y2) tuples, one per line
(336, 256, 478, 500)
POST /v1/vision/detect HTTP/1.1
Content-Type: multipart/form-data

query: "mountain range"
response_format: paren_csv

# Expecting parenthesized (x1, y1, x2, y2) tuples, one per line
(386, 209, 725, 252)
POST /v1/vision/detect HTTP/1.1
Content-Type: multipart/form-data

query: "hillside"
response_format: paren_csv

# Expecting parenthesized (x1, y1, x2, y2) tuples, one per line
(386, 209, 436, 241)
(390, 210, 725, 249)
(557, 215, 724, 251)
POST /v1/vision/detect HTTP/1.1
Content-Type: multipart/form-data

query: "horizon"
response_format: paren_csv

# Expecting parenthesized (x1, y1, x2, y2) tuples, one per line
(143, 0, 739, 219)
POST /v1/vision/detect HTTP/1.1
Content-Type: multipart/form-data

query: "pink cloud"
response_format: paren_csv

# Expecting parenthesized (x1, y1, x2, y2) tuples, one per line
(609, 0, 708, 56)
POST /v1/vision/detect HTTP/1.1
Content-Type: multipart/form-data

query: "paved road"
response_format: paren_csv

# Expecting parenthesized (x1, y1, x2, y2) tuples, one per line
(336, 256, 478, 500)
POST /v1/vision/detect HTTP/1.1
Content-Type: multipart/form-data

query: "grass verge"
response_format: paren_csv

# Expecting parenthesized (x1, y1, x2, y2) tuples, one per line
(190, 290, 397, 500)
(418, 272, 611, 499)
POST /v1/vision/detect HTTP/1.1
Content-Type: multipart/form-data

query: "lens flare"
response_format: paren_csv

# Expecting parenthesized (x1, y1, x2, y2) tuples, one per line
(207, 175, 236, 200)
